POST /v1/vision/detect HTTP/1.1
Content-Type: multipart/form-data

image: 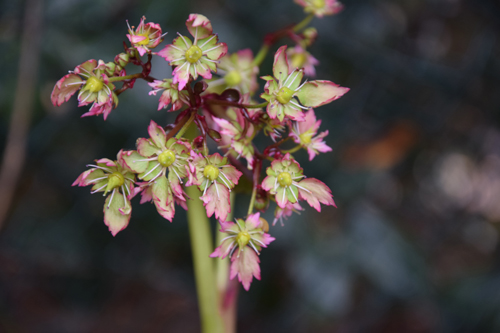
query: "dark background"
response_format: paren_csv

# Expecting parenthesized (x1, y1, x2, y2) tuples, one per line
(1, 0, 500, 331)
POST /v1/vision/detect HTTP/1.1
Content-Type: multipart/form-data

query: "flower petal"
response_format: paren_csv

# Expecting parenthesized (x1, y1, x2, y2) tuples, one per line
(200, 183, 230, 221)
(295, 80, 349, 107)
(104, 191, 131, 236)
(148, 120, 167, 150)
(297, 178, 335, 212)
(51, 74, 83, 106)
(186, 14, 213, 39)
(273, 45, 290, 82)
(230, 248, 260, 291)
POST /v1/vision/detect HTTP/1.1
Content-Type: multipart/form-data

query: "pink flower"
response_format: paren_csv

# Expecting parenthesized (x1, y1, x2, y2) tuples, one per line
(120, 121, 192, 221)
(126, 16, 165, 56)
(209, 49, 259, 95)
(260, 45, 349, 122)
(273, 201, 303, 226)
(286, 45, 319, 77)
(261, 153, 336, 211)
(148, 79, 190, 111)
(294, 0, 343, 18)
(289, 108, 332, 160)
(210, 213, 275, 290)
(190, 153, 242, 221)
(72, 152, 138, 236)
(157, 14, 227, 90)
(51, 59, 118, 120)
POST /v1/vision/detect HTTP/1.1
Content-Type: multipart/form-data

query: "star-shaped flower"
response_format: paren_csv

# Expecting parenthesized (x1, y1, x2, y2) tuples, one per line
(289, 108, 332, 160)
(294, 0, 343, 17)
(261, 153, 336, 210)
(157, 14, 227, 90)
(51, 59, 118, 120)
(209, 49, 259, 95)
(190, 153, 242, 221)
(260, 45, 349, 122)
(126, 16, 165, 56)
(72, 153, 138, 236)
(210, 213, 275, 290)
(119, 121, 192, 221)
(148, 79, 190, 111)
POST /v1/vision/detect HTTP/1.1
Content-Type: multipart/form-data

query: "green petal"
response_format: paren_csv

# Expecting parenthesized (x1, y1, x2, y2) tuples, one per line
(295, 80, 349, 107)
(104, 191, 131, 236)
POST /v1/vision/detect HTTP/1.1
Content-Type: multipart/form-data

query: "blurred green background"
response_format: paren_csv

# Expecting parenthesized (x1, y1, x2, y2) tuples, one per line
(1, 0, 500, 331)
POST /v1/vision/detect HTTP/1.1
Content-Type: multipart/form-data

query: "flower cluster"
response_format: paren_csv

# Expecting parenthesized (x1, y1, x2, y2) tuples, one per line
(54, 6, 347, 292)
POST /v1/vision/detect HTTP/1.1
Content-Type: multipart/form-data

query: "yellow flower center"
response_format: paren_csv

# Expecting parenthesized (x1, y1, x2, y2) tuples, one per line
(277, 172, 293, 187)
(136, 33, 150, 46)
(291, 53, 307, 69)
(203, 165, 220, 181)
(158, 150, 176, 167)
(185, 45, 203, 64)
(312, 0, 325, 9)
(84, 76, 104, 93)
(276, 86, 294, 105)
(299, 131, 314, 144)
(106, 172, 125, 194)
(224, 70, 242, 86)
(236, 231, 251, 248)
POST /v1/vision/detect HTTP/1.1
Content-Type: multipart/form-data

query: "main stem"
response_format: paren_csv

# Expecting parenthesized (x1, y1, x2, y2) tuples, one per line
(186, 185, 224, 332)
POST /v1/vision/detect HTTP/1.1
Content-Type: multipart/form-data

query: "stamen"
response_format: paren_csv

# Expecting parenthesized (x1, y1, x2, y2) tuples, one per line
(290, 100, 309, 110)
(292, 182, 311, 193)
(199, 35, 216, 49)
(235, 218, 244, 230)
(169, 56, 186, 63)
(89, 176, 108, 183)
(202, 58, 219, 63)
(218, 170, 231, 189)
(142, 162, 161, 179)
(203, 180, 209, 196)
(248, 241, 260, 254)
(177, 33, 191, 48)
(290, 187, 298, 202)
(171, 167, 183, 184)
(283, 70, 299, 87)
(87, 164, 112, 172)
(282, 187, 286, 203)
(107, 188, 116, 208)
(214, 182, 220, 198)
(133, 157, 157, 162)
(126, 20, 132, 32)
(91, 183, 107, 194)
(121, 185, 128, 206)
(220, 235, 236, 243)
(294, 79, 308, 92)
(194, 27, 198, 44)
(202, 44, 222, 54)
(65, 82, 86, 86)
(148, 168, 163, 183)
(169, 44, 184, 52)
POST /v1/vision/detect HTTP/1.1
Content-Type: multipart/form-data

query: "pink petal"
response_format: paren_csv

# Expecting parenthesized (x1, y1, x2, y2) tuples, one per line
(230, 248, 261, 291)
(295, 80, 349, 107)
(273, 45, 290, 81)
(297, 178, 336, 212)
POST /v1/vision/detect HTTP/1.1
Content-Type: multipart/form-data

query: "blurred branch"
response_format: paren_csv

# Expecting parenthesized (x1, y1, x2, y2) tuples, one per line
(0, 0, 44, 229)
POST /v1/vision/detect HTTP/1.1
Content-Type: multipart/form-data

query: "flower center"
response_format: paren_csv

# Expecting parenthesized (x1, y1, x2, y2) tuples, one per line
(185, 45, 203, 63)
(224, 70, 242, 86)
(203, 165, 220, 181)
(236, 231, 251, 248)
(291, 53, 307, 70)
(312, 0, 325, 9)
(158, 150, 176, 167)
(277, 172, 293, 187)
(276, 86, 294, 105)
(106, 172, 125, 193)
(136, 33, 151, 46)
(299, 131, 314, 144)
(84, 76, 104, 93)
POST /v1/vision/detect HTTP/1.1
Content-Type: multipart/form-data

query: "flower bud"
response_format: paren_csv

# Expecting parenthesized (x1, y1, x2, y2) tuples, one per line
(115, 53, 130, 67)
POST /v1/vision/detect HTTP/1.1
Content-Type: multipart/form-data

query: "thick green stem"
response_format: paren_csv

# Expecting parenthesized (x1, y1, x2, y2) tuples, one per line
(281, 145, 302, 154)
(215, 191, 238, 333)
(186, 185, 224, 333)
